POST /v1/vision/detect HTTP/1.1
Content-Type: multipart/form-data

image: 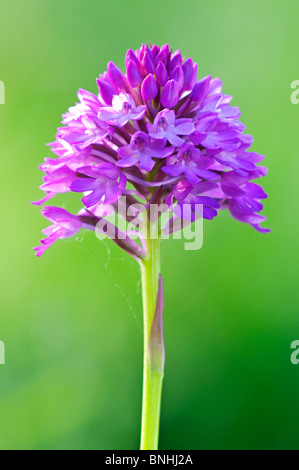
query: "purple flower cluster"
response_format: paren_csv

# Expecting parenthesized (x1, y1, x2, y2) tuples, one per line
(34, 44, 269, 257)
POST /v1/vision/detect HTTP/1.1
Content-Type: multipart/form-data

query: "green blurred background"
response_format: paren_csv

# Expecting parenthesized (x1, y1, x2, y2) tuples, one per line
(0, 0, 298, 450)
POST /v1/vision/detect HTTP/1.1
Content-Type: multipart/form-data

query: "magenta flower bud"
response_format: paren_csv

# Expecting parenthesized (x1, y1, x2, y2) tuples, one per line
(192, 75, 211, 102)
(191, 63, 198, 89)
(127, 60, 142, 87)
(107, 61, 124, 91)
(142, 51, 155, 75)
(96, 78, 114, 105)
(140, 44, 154, 63)
(151, 44, 160, 57)
(156, 61, 168, 87)
(156, 44, 170, 64)
(125, 49, 139, 67)
(169, 65, 184, 90)
(182, 58, 195, 90)
(160, 80, 180, 108)
(141, 74, 158, 101)
(168, 51, 183, 74)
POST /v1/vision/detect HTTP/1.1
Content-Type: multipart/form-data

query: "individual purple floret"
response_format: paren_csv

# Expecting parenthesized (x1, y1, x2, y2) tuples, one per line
(98, 92, 146, 127)
(70, 162, 127, 207)
(147, 110, 195, 147)
(162, 143, 217, 184)
(33, 43, 269, 256)
(34, 207, 82, 257)
(117, 132, 173, 172)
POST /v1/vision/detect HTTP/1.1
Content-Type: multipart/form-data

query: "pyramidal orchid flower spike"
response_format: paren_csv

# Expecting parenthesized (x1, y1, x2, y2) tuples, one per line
(33, 44, 269, 450)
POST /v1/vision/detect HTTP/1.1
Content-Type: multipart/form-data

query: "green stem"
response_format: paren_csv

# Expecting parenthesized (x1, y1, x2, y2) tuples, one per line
(140, 219, 164, 450)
